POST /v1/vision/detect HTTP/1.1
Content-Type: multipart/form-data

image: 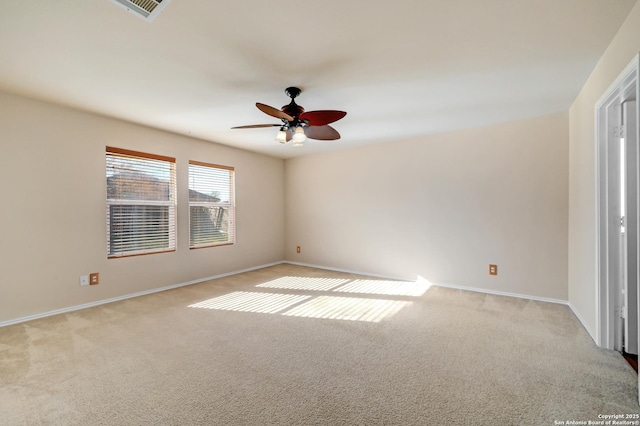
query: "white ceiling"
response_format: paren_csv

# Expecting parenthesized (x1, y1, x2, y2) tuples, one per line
(0, 0, 636, 159)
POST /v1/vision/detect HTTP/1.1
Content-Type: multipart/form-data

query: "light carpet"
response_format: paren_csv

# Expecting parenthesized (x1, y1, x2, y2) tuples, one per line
(1, 264, 638, 425)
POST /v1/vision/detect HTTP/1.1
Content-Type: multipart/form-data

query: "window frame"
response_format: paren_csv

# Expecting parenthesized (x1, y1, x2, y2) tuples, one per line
(106, 147, 177, 259)
(188, 160, 236, 249)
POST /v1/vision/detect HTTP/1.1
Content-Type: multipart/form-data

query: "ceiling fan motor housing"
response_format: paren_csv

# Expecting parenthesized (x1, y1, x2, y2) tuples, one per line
(282, 102, 305, 118)
(283, 87, 305, 118)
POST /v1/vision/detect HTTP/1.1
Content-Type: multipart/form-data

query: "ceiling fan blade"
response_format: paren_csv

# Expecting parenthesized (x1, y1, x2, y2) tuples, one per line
(299, 110, 346, 126)
(286, 128, 293, 142)
(256, 103, 294, 121)
(231, 124, 281, 129)
(304, 125, 341, 140)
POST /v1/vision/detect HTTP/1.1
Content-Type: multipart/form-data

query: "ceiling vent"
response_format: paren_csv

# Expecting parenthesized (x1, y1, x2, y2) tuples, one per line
(109, 0, 170, 22)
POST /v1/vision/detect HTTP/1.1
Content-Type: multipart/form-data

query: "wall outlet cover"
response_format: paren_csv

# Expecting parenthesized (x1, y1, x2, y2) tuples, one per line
(489, 264, 498, 276)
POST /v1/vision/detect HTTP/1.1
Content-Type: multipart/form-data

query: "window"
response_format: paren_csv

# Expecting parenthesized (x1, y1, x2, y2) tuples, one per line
(106, 147, 176, 258)
(188, 161, 235, 248)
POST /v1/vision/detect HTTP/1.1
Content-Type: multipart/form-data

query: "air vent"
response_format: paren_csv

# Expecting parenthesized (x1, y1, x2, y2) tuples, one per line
(109, 0, 170, 21)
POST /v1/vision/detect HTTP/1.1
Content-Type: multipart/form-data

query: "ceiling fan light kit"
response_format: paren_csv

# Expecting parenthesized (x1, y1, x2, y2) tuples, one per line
(292, 127, 306, 145)
(232, 87, 347, 147)
(275, 128, 288, 144)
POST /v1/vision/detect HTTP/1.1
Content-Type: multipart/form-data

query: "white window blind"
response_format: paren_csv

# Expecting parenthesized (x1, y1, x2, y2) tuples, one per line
(188, 161, 235, 248)
(106, 147, 176, 258)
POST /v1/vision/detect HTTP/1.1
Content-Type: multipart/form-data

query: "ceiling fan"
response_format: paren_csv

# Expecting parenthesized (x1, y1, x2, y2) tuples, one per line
(232, 87, 347, 146)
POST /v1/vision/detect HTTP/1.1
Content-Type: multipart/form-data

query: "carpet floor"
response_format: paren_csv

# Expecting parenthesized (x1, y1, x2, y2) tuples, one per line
(1, 264, 638, 425)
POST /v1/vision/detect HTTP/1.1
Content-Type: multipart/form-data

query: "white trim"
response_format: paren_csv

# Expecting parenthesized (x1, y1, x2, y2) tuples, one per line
(595, 56, 639, 111)
(429, 281, 568, 305)
(284, 261, 411, 282)
(0, 259, 574, 328)
(594, 53, 640, 349)
(569, 302, 598, 344)
(0, 261, 284, 328)
(283, 261, 568, 305)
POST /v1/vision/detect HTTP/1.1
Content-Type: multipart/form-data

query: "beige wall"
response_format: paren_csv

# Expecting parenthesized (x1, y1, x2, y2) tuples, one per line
(7, 0, 640, 326)
(568, 2, 640, 340)
(0, 91, 285, 323)
(285, 113, 569, 301)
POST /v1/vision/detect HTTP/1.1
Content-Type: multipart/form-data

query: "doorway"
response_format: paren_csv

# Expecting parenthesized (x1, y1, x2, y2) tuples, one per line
(596, 54, 639, 402)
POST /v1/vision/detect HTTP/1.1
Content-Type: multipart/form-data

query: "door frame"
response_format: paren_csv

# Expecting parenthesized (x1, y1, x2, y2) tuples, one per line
(595, 54, 639, 351)
(623, 100, 638, 356)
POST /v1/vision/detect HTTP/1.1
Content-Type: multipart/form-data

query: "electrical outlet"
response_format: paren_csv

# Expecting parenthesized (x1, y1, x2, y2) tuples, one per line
(89, 272, 100, 285)
(489, 264, 497, 276)
(80, 275, 89, 286)
(296, 246, 301, 254)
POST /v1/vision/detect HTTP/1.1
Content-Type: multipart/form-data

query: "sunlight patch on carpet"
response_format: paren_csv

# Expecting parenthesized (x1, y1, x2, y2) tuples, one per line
(189, 292, 310, 314)
(256, 276, 349, 291)
(333, 278, 431, 297)
(282, 296, 411, 322)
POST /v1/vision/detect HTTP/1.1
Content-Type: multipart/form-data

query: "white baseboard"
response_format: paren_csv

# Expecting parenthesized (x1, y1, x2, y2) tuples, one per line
(283, 261, 569, 305)
(0, 261, 285, 328)
(286, 262, 599, 345)
(283, 261, 411, 282)
(431, 281, 568, 305)
(1, 260, 572, 328)
(567, 302, 599, 345)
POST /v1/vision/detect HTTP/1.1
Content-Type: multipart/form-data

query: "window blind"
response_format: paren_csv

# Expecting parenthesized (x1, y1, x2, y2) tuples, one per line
(188, 161, 235, 248)
(106, 147, 176, 258)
